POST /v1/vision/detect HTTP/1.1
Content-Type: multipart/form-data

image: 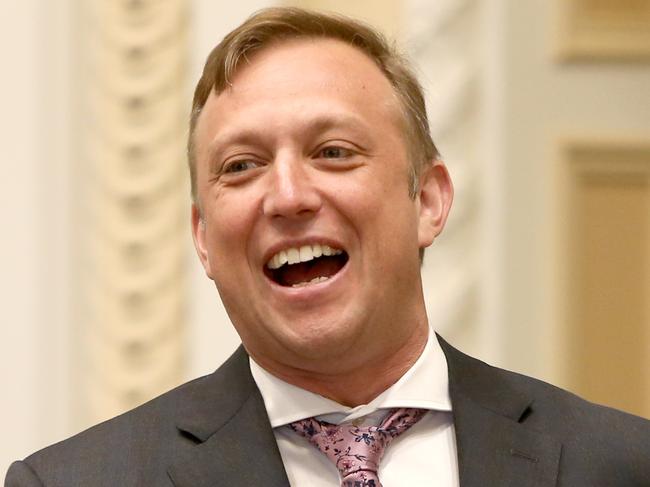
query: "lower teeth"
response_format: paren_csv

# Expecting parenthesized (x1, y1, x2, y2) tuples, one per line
(291, 276, 329, 288)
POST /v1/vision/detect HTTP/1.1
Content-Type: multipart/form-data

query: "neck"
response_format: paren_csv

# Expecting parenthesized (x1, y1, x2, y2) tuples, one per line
(257, 323, 429, 407)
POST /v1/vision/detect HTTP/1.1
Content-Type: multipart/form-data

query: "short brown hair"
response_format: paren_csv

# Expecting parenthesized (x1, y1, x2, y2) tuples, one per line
(188, 7, 438, 202)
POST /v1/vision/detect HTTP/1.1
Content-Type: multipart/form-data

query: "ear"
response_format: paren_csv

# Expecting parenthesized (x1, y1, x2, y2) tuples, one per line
(416, 159, 454, 248)
(191, 203, 214, 279)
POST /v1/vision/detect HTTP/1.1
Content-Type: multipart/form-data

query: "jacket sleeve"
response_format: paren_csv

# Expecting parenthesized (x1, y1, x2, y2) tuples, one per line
(4, 461, 44, 487)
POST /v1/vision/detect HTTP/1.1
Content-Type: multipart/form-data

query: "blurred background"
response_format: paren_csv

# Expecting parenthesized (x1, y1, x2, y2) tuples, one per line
(2, 0, 649, 474)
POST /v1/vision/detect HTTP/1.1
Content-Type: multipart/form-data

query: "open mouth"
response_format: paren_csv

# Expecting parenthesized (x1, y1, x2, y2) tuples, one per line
(265, 243, 349, 288)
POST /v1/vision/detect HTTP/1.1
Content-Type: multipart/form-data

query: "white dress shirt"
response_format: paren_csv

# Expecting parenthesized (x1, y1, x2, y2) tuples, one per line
(250, 329, 460, 486)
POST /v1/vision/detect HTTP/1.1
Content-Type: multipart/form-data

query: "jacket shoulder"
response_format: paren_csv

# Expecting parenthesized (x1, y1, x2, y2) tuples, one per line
(500, 359, 650, 484)
(448, 338, 649, 435)
(17, 374, 204, 486)
(12, 347, 251, 487)
(439, 336, 650, 484)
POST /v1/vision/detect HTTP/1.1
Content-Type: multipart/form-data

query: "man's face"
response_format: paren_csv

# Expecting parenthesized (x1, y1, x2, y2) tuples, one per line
(192, 39, 452, 374)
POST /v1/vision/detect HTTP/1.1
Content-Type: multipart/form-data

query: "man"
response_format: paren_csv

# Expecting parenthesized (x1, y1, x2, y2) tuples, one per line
(5, 7, 650, 487)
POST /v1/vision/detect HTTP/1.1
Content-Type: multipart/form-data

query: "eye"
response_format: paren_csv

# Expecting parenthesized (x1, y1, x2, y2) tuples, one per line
(317, 146, 352, 159)
(223, 160, 259, 174)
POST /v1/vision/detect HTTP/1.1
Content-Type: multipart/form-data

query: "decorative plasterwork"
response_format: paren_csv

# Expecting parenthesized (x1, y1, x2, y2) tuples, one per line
(405, 0, 481, 342)
(79, 0, 189, 424)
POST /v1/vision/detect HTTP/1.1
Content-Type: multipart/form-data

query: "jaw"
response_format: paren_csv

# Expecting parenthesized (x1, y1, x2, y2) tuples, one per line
(221, 240, 430, 386)
(239, 275, 430, 389)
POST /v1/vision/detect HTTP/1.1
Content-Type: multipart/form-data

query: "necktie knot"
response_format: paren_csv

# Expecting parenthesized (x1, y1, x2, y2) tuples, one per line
(290, 408, 426, 487)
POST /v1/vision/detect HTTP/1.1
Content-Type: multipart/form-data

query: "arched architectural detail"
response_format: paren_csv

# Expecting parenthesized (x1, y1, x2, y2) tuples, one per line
(79, 0, 189, 424)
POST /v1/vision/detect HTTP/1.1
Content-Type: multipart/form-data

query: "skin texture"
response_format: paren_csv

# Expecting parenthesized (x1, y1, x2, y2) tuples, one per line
(191, 38, 453, 406)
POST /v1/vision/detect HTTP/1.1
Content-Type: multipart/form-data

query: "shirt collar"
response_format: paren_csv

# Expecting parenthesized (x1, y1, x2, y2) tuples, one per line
(249, 327, 451, 428)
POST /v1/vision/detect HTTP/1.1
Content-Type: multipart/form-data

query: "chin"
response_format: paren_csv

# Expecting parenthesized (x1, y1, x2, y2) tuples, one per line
(278, 318, 365, 361)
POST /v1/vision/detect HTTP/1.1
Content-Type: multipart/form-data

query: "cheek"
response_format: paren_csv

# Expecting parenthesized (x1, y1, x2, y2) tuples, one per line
(203, 193, 259, 263)
(333, 178, 419, 258)
(340, 172, 414, 225)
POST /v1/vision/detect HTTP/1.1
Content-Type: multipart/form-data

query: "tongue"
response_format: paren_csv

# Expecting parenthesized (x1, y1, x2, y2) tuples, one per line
(280, 256, 343, 286)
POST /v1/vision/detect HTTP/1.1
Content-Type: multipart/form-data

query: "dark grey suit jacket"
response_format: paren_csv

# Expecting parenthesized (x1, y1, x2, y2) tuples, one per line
(5, 336, 650, 486)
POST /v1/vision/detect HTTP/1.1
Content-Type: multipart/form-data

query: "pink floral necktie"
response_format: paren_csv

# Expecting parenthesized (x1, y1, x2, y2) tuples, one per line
(290, 408, 427, 487)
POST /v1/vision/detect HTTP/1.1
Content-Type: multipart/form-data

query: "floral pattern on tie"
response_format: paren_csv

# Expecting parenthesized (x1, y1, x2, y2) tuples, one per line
(290, 408, 427, 487)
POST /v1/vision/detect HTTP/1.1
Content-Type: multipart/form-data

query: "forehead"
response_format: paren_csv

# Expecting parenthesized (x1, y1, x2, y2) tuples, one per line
(229, 38, 394, 95)
(195, 38, 403, 138)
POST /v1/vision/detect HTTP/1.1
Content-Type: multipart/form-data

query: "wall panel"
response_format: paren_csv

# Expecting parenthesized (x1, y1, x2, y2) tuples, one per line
(559, 141, 650, 417)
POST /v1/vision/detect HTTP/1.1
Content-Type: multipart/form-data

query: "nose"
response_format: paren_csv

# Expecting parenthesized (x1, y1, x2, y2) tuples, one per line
(262, 153, 322, 219)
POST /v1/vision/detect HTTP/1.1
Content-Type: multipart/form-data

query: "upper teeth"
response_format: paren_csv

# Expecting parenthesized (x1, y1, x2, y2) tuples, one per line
(267, 244, 342, 269)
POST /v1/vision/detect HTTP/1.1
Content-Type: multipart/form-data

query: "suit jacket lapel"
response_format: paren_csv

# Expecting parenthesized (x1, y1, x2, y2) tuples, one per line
(438, 336, 562, 487)
(167, 347, 290, 487)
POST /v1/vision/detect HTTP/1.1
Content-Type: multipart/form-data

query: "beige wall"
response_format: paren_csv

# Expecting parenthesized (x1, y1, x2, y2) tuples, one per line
(1, 0, 75, 474)
(1, 0, 43, 471)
